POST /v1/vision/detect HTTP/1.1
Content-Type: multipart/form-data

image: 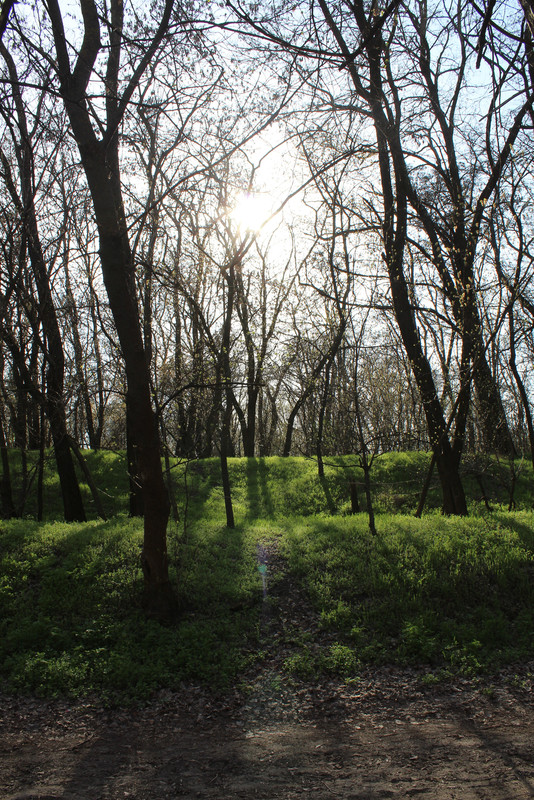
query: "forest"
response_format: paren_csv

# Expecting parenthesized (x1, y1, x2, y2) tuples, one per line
(1, 0, 534, 627)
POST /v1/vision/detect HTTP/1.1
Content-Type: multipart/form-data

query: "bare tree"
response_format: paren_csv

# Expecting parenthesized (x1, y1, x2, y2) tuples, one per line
(0, 43, 86, 521)
(11, 0, 180, 615)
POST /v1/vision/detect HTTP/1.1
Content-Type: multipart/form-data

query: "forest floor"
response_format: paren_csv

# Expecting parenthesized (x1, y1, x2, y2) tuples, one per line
(1, 666, 534, 800)
(2, 545, 534, 799)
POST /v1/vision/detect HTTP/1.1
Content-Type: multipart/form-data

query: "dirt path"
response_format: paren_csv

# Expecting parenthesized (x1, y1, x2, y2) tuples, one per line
(1, 666, 533, 799)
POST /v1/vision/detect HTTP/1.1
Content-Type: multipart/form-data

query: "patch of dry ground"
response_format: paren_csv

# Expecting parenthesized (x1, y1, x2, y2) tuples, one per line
(1, 666, 533, 799)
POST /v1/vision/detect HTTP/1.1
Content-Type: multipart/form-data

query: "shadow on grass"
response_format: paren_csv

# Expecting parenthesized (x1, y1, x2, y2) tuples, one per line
(490, 512, 534, 548)
(245, 458, 275, 519)
(282, 514, 534, 674)
(175, 457, 222, 523)
(319, 475, 337, 514)
(1, 515, 264, 700)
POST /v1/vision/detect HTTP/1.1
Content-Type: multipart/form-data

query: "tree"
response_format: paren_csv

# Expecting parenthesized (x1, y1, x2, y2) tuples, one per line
(0, 43, 86, 521)
(0, 0, 15, 40)
(17, 0, 179, 615)
(227, 0, 534, 511)
(223, 0, 464, 511)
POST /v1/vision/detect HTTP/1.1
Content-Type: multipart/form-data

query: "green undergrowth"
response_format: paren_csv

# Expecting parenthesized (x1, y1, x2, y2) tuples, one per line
(1, 511, 533, 702)
(281, 512, 534, 679)
(1, 451, 534, 702)
(0, 517, 269, 702)
(169, 451, 534, 519)
(4, 448, 533, 520)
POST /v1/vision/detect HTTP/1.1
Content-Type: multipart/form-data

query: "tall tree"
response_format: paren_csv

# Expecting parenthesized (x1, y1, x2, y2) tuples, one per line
(228, 0, 533, 509)
(0, 0, 15, 40)
(30, 0, 178, 615)
(0, 43, 86, 521)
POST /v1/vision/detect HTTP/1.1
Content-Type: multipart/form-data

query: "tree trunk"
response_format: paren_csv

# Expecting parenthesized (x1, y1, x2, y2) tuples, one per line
(47, 400, 86, 522)
(220, 402, 235, 529)
(220, 263, 236, 527)
(316, 366, 331, 478)
(127, 401, 145, 518)
(69, 438, 107, 520)
(98, 226, 171, 614)
(366, 16, 467, 514)
(509, 307, 534, 467)
(0, 414, 15, 519)
(44, 0, 176, 616)
(473, 353, 516, 455)
(64, 271, 99, 449)
(0, 42, 86, 522)
(283, 322, 347, 457)
(349, 478, 360, 514)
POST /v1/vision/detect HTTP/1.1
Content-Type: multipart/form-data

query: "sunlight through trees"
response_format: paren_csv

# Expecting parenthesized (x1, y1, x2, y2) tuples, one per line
(1, 0, 534, 542)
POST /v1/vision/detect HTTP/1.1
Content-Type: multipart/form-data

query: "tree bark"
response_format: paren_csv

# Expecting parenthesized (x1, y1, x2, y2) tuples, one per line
(508, 306, 534, 467)
(316, 0, 468, 513)
(283, 321, 347, 457)
(0, 413, 15, 519)
(1, 43, 86, 522)
(45, 0, 174, 616)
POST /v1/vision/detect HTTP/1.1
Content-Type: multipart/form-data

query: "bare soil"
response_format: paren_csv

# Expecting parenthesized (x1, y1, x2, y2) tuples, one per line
(1, 665, 534, 800)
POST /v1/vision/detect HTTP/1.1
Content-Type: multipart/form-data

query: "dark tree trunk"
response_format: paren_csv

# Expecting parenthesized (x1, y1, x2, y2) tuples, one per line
(321, 0, 469, 514)
(86, 268, 105, 449)
(220, 264, 236, 528)
(0, 0, 16, 40)
(235, 271, 259, 457)
(220, 402, 235, 529)
(1, 43, 86, 522)
(509, 307, 534, 466)
(45, 0, 175, 616)
(0, 415, 16, 519)
(316, 366, 331, 479)
(37, 402, 45, 522)
(283, 322, 347, 457)
(98, 224, 171, 612)
(473, 354, 516, 456)
(69, 438, 107, 520)
(389, 262, 467, 514)
(47, 400, 86, 521)
(127, 402, 145, 518)
(64, 271, 99, 450)
(349, 478, 360, 514)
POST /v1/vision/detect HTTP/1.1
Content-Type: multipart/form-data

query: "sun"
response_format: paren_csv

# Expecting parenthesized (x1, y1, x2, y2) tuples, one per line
(229, 192, 274, 233)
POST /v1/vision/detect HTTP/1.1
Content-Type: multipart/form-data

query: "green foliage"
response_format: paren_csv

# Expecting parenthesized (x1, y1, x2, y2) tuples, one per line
(1, 451, 534, 702)
(0, 517, 267, 702)
(282, 512, 534, 678)
(5, 449, 533, 520)
(2, 448, 131, 520)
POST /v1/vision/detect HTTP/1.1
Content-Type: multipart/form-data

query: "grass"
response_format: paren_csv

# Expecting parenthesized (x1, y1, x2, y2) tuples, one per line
(0, 450, 533, 702)
(5, 447, 534, 521)
(0, 516, 266, 702)
(281, 512, 534, 678)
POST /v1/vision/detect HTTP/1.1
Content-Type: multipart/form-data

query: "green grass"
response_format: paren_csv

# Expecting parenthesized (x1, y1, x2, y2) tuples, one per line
(1, 450, 533, 702)
(0, 516, 268, 702)
(174, 451, 534, 520)
(281, 512, 534, 678)
(4, 448, 533, 520)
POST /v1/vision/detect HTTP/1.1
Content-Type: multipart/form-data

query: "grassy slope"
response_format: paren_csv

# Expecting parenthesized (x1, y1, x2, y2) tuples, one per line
(0, 451, 533, 702)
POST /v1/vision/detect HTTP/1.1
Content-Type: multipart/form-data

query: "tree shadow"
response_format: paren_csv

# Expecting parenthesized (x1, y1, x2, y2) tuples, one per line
(491, 512, 534, 548)
(319, 475, 337, 514)
(246, 457, 275, 519)
(175, 457, 221, 523)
